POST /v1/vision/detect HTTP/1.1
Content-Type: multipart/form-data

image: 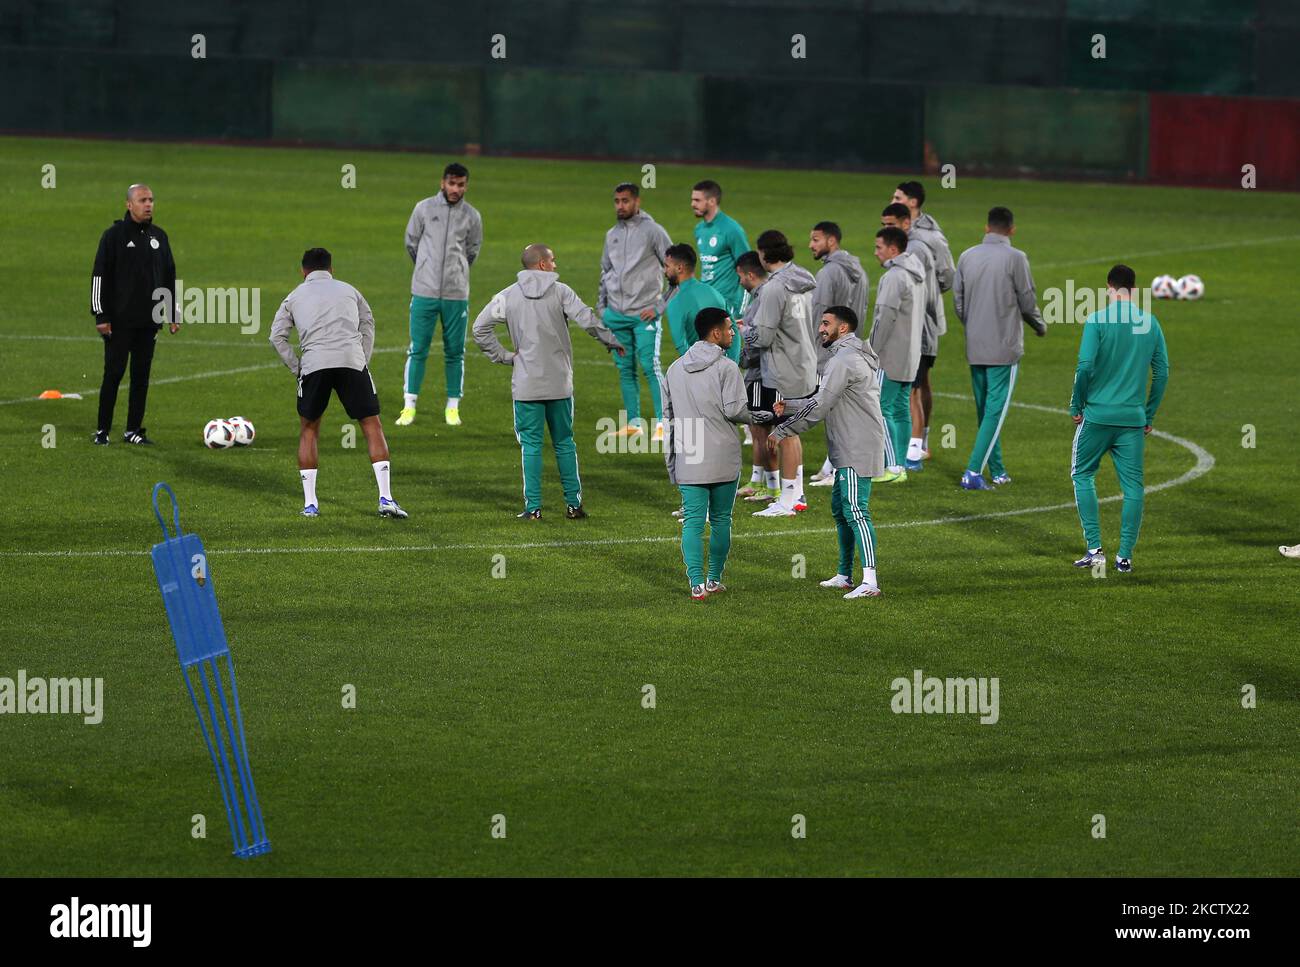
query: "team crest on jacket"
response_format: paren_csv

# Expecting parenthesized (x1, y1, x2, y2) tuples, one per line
(709, 236, 718, 247)
(150, 237, 160, 249)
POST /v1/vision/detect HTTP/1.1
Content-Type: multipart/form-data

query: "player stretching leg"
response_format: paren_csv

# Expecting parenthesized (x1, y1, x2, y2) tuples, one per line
(745, 231, 818, 517)
(270, 248, 407, 518)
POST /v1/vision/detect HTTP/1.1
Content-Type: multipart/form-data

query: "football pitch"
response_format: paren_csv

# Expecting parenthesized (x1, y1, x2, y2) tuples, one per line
(1, 136, 1297, 876)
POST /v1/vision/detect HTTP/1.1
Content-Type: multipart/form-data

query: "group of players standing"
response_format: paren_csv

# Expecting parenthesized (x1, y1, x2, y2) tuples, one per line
(157, 159, 1161, 599)
(383, 166, 1071, 598)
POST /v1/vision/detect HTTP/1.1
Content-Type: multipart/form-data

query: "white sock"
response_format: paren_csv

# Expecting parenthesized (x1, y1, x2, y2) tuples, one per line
(750, 465, 764, 485)
(372, 460, 392, 500)
(796, 465, 804, 496)
(819, 457, 833, 476)
(300, 469, 317, 507)
(780, 478, 798, 509)
(907, 437, 924, 462)
(446, 397, 459, 410)
(765, 470, 779, 490)
(922, 425, 930, 450)
(404, 393, 417, 409)
(863, 566, 878, 588)
(889, 463, 904, 474)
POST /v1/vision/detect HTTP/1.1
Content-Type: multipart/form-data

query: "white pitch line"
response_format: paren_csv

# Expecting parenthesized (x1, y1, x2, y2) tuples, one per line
(1033, 233, 1300, 271)
(0, 396, 1214, 560)
(0, 334, 270, 347)
(0, 346, 406, 407)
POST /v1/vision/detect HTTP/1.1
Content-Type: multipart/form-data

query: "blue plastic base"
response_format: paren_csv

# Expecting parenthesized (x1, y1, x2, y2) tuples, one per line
(235, 840, 273, 859)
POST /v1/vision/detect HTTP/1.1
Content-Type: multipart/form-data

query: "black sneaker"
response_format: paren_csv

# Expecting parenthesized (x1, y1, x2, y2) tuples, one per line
(1115, 556, 1133, 573)
(565, 505, 587, 519)
(516, 509, 542, 520)
(122, 427, 154, 445)
(92, 430, 110, 446)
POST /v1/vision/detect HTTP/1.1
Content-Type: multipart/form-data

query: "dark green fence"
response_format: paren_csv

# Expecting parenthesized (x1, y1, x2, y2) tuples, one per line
(2, 0, 1298, 96)
(924, 86, 1147, 179)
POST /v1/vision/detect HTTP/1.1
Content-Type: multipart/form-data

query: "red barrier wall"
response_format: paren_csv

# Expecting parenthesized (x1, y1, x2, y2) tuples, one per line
(1149, 94, 1300, 189)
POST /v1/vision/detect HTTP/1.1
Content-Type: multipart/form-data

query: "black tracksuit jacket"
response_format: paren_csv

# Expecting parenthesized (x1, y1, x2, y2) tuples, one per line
(90, 214, 177, 328)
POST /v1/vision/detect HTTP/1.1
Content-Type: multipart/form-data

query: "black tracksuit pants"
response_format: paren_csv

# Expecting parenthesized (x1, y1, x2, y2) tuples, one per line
(97, 325, 159, 433)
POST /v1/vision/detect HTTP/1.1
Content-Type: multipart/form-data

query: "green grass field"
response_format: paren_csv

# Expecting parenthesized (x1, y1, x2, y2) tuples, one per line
(1, 136, 1297, 876)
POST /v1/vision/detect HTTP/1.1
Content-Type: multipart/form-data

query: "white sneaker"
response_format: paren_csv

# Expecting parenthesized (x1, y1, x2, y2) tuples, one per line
(843, 583, 882, 599)
(752, 502, 796, 518)
(1280, 544, 1300, 559)
(819, 574, 852, 589)
(809, 474, 834, 487)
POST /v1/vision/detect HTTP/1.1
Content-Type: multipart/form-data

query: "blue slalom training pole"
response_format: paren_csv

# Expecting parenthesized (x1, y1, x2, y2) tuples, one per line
(149, 482, 270, 859)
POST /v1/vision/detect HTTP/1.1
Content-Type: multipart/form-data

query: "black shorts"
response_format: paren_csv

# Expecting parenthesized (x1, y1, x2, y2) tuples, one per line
(912, 354, 936, 387)
(297, 366, 380, 422)
(749, 382, 783, 413)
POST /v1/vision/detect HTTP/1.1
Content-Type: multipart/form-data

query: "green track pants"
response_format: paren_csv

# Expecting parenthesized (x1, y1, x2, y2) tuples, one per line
(1071, 420, 1146, 558)
(604, 309, 663, 424)
(405, 295, 468, 398)
(832, 468, 877, 577)
(678, 478, 738, 587)
(967, 363, 1018, 476)
(513, 398, 581, 511)
(877, 372, 913, 470)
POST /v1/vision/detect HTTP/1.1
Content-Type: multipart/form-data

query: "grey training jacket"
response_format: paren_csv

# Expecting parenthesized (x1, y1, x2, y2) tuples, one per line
(911, 212, 954, 292)
(738, 279, 765, 385)
(952, 233, 1046, 367)
(870, 251, 926, 383)
(772, 333, 885, 479)
(405, 191, 483, 301)
(811, 249, 869, 375)
(269, 270, 374, 378)
(662, 341, 766, 486)
(746, 262, 818, 398)
(596, 210, 672, 316)
(905, 233, 948, 357)
(472, 270, 621, 401)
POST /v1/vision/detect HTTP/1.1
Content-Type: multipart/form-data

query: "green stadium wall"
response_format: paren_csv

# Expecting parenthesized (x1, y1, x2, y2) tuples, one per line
(1, 46, 1298, 188)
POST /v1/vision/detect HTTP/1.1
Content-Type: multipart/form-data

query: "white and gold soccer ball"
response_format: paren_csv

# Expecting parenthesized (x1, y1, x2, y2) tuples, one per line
(203, 419, 236, 449)
(1151, 275, 1177, 299)
(227, 416, 256, 446)
(1174, 274, 1205, 300)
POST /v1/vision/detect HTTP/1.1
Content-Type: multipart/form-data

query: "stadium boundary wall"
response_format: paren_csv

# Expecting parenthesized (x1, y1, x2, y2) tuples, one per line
(2, 50, 1297, 188)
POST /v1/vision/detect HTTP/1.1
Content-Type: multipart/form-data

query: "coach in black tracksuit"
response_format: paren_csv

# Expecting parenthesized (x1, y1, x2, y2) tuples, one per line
(90, 183, 179, 445)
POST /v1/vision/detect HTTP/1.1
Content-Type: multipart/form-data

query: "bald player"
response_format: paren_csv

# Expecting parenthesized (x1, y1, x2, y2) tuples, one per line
(473, 244, 625, 519)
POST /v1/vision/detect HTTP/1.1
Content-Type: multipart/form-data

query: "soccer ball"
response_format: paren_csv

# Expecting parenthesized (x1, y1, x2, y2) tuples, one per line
(1175, 274, 1204, 300)
(203, 419, 236, 449)
(1151, 275, 1177, 299)
(227, 416, 256, 446)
